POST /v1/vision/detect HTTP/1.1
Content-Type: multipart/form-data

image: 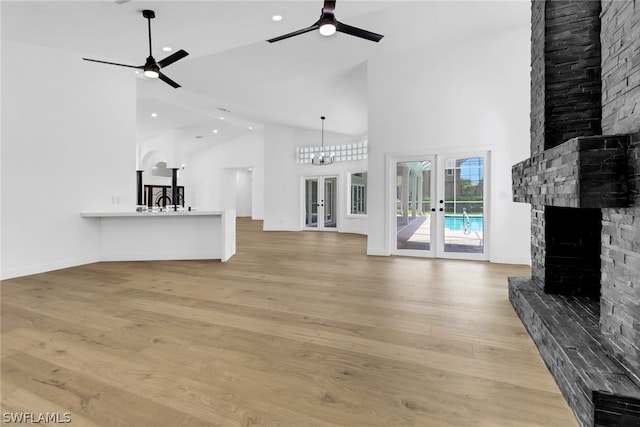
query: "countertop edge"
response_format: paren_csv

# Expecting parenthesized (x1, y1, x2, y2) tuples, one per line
(81, 211, 223, 218)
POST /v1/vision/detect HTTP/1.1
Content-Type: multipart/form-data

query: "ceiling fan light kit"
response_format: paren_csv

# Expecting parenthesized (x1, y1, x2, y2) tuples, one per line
(319, 23, 337, 37)
(143, 57, 160, 78)
(82, 9, 189, 88)
(267, 0, 384, 43)
(143, 69, 159, 79)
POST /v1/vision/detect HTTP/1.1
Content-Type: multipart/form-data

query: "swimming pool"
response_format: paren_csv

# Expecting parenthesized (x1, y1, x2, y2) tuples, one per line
(444, 215, 483, 232)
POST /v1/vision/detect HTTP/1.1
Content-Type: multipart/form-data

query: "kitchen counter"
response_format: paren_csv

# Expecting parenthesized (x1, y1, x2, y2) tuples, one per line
(80, 209, 236, 262)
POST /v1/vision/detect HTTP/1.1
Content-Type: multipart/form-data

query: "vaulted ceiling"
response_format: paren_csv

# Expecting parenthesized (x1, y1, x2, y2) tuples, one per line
(2, 0, 530, 145)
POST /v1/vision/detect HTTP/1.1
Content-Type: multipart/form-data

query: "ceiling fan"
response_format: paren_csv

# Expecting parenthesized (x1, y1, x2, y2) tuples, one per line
(83, 10, 188, 88)
(267, 0, 384, 43)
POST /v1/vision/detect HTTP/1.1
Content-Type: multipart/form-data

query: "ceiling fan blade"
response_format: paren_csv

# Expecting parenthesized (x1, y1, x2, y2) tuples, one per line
(336, 21, 384, 42)
(157, 49, 189, 69)
(323, 0, 336, 13)
(158, 72, 181, 88)
(267, 25, 319, 43)
(82, 58, 143, 69)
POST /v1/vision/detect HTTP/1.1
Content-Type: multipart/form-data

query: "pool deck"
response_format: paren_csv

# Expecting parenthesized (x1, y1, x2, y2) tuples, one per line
(396, 215, 484, 253)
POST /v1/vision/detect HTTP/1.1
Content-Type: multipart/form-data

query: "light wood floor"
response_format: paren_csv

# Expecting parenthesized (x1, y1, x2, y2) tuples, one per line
(1, 218, 577, 426)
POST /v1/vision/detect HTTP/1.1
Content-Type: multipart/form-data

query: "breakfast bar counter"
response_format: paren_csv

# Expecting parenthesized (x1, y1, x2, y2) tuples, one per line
(81, 209, 236, 262)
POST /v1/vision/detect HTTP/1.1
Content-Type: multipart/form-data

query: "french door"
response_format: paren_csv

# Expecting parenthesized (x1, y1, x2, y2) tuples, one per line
(303, 176, 337, 230)
(393, 152, 488, 260)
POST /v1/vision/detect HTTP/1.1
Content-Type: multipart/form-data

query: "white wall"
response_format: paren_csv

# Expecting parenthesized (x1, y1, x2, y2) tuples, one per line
(263, 123, 368, 234)
(1, 41, 137, 279)
(263, 125, 298, 230)
(181, 131, 265, 219)
(367, 26, 532, 264)
(138, 129, 184, 172)
(137, 130, 183, 194)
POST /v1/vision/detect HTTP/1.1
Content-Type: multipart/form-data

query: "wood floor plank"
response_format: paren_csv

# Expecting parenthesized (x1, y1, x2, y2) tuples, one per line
(1, 218, 578, 426)
(116, 296, 558, 392)
(2, 352, 215, 427)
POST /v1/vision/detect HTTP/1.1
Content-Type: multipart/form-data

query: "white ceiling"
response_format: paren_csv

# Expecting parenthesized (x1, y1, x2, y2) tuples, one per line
(2, 0, 530, 145)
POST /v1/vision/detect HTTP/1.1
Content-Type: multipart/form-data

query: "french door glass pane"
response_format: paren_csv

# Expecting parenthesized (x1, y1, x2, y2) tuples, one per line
(305, 179, 318, 228)
(324, 178, 337, 229)
(443, 156, 484, 254)
(396, 160, 432, 250)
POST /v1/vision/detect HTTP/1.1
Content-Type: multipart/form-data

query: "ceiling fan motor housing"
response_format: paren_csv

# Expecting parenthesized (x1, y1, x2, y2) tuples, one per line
(144, 56, 159, 70)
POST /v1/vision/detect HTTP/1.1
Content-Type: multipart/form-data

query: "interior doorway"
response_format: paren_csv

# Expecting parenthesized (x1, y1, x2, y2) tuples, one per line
(235, 168, 252, 217)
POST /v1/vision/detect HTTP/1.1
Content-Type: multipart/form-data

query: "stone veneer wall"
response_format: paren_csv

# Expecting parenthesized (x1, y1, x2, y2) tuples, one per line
(531, 0, 546, 157)
(601, 1, 640, 135)
(599, 0, 640, 386)
(544, 0, 602, 150)
(529, 0, 546, 285)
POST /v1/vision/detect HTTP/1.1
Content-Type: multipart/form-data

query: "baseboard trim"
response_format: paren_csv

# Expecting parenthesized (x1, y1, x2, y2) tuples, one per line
(262, 226, 300, 232)
(366, 249, 390, 256)
(1, 255, 101, 280)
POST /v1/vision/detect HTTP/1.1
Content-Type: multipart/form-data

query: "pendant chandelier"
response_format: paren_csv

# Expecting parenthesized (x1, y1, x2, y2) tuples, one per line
(312, 116, 335, 165)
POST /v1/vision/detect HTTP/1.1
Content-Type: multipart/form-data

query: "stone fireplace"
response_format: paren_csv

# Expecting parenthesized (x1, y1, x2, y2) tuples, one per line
(509, 1, 640, 426)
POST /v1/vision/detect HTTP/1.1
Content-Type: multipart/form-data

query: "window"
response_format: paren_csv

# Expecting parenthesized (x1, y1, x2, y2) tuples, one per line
(151, 161, 173, 177)
(297, 141, 368, 164)
(349, 172, 367, 215)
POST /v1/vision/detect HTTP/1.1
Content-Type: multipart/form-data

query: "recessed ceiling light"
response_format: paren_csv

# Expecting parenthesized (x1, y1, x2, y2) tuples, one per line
(213, 129, 219, 134)
(151, 113, 158, 118)
(162, 46, 172, 52)
(248, 126, 253, 130)
(272, 15, 283, 22)
(219, 116, 224, 120)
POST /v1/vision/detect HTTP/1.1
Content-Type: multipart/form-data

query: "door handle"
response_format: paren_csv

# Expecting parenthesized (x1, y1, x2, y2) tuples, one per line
(439, 208, 444, 212)
(431, 208, 436, 212)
